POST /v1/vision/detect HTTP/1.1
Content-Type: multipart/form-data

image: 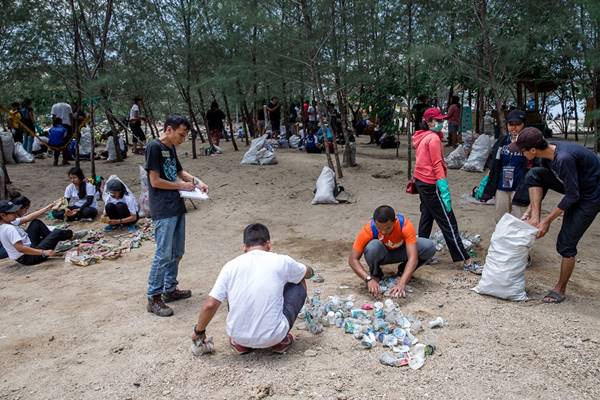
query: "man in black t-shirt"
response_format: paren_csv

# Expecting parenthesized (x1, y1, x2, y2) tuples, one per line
(267, 96, 281, 139)
(145, 115, 209, 317)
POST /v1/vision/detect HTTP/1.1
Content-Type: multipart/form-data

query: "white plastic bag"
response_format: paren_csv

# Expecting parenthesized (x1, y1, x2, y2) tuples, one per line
(13, 142, 34, 163)
(472, 214, 538, 301)
(138, 165, 150, 218)
(462, 134, 492, 172)
(0, 132, 16, 164)
(32, 137, 43, 152)
(241, 135, 267, 165)
(79, 127, 92, 156)
(311, 166, 338, 205)
(289, 134, 301, 149)
(445, 145, 466, 169)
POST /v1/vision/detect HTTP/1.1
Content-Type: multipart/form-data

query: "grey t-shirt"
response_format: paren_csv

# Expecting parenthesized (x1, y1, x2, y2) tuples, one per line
(144, 140, 186, 220)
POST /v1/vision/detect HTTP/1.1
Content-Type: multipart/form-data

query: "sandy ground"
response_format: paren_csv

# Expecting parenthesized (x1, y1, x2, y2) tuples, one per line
(1, 136, 599, 400)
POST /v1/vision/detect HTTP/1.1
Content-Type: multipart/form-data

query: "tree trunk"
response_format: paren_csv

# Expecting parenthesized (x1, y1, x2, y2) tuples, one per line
(570, 78, 579, 141)
(222, 93, 239, 151)
(90, 105, 96, 180)
(407, 0, 414, 177)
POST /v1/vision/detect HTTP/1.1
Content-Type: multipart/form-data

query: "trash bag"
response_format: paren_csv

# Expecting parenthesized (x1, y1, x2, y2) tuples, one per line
(13, 142, 34, 163)
(241, 135, 277, 165)
(79, 127, 92, 156)
(0, 132, 16, 164)
(289, 134, 301, 149)
(462, 134, 492, 172)
(312, 166, 339, 205)
(445, 145, 467, 169)
(138, 165, 151, 218)
(32, 137, 44, 152)
(472, 214, 538, 301)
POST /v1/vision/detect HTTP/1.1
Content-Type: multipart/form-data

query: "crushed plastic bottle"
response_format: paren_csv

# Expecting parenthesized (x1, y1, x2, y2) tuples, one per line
(380, 334, 398, 347)
(191, 336, 215, 356)
(428, 317, 446, 329)
(380, 352, 408, 367)
(361, 331, 377, 349)
(408, 343, 426, 370)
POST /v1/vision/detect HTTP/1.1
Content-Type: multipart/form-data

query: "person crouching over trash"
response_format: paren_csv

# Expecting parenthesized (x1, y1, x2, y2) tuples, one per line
(348, 205, 436, 298)
(191, 223, 314, 355)
(103, 180, 139, 233)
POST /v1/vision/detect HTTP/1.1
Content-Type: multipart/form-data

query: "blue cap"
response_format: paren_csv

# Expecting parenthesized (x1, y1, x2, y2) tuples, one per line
(506, 110, 526, 123)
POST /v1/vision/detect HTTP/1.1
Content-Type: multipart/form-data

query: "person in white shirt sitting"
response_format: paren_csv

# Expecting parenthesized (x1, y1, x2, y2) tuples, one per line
(191, 223, 313, 354)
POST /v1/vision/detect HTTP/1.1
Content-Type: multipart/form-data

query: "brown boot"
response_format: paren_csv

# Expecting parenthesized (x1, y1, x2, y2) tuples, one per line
(162, 288, 192, 303)
(147, 295, 173, 317)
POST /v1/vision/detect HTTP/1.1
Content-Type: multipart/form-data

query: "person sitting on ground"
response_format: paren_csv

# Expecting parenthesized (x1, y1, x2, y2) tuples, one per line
(305, 131, 323, 154)
(51, 167, 98, 221)
(191, 223, 313, 355)
(103, 180, 139, 233)
(48, 117, 71, 166)
(0, 200, 78, 266)
(316, 123, 334, 152)
(348, 205, 436, 298)
(510, 127, 600, 304)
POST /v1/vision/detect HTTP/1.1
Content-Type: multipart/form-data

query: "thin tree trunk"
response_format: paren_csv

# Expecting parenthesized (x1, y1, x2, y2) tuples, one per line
(570, 78, 579, 141)
(222, 93, 239, 151)
(90, 105, 96, 180)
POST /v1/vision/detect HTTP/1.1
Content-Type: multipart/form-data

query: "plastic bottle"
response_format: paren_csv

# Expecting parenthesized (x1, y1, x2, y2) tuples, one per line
(382, 334, 398, 347)
(428, 317, 446, 329)
(191, 336, 215, 356)
(343, 319, 355, 334)
(408, 343, 426, 370)
(350, 308, 368, 319)
(392, 327, 406, 339)
(361, 332, 376, 349)
(327, 311, 336, 326)
(379, 352, 408, 367)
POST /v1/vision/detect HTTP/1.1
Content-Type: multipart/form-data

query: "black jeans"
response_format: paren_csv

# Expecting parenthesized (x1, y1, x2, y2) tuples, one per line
(415, 179, 470, 262)
(52, 206, 98, 221)
(16, 220, 73, 265)
(282, 283, 307, 330)
(105, 203, 137, 225)
(526, 167, 600, 257)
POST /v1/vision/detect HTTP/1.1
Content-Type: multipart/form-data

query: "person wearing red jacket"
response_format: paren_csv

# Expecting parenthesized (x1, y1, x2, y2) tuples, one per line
(412, 107, 483, 274)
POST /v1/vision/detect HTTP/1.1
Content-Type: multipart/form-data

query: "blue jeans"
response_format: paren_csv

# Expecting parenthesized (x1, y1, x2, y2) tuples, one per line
(23, 134, 34, 153)
(147, 214, 186, 298)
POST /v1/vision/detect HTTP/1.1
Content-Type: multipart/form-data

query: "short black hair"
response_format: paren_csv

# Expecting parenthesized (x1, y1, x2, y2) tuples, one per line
(373, 205, 396, 223)
(11, 102, 20, 108)
(243, 223, 270, 246)
(163, 114, 191, 131)
(524, 139, 549, 151)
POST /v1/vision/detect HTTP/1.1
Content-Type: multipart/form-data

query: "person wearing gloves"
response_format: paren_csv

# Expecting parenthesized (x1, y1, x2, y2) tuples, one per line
(103, 180, 139, 233)
(412, 107, 483, 274)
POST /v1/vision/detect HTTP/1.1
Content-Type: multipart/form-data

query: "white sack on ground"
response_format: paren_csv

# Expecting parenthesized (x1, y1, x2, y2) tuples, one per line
(462, 134, 492, 172)
(0, 132, 16, 164)
(445, 145, 467, 169)
(138, 165, 151, 218)
(79, 127, 92, 156)
(13, 142, 34, 163)
(472, 213, 538, 301)
(241, 135, 277, 165)
(312, 166, 338, 205)
(289, 134, 301, 149)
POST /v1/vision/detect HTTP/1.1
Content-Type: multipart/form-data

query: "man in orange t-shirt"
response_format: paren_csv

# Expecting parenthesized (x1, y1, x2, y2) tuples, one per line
(348, 205, 436, 297)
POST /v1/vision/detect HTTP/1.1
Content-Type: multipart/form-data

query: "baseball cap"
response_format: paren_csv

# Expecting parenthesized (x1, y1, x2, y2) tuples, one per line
(0, 200, 22, 213)
(422, 107, 447, 121)
(508, 127, 545, 153)
(506, 109, 527, 124)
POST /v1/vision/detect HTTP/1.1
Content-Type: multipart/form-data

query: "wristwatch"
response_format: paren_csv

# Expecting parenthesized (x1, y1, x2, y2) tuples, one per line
(365, 275, 373, 283)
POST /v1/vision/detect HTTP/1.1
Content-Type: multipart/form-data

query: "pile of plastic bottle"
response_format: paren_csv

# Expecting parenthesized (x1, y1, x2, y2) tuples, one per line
(431, 230, 482, 256)
(299, 289, 445, 369)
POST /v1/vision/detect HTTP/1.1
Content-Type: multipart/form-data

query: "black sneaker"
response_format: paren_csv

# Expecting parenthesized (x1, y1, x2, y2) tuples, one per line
(162, 289, 192, 303)
(147, 296, 174, 317)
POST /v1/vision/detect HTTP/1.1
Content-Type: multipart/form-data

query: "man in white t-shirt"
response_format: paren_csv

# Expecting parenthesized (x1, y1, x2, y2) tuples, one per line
(129, 97, 146, 154)
(192, 223, 313, 354)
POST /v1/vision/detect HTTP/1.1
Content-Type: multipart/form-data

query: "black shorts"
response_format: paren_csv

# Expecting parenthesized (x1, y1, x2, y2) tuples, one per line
(130, 122, 146, 143)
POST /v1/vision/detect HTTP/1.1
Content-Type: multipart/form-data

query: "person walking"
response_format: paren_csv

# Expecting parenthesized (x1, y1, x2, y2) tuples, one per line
(145, 115, 208, 317)
(205, 101, 226, 147)
(412, 107, 483, 274)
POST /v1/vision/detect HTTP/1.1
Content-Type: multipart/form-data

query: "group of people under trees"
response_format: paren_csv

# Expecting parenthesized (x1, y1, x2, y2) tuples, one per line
(1, 95, 599, 354)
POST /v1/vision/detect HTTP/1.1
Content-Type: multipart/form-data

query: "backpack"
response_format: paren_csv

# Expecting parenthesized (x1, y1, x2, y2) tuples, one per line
(371, 213, 405, 239)
(306, 134, 317, 149)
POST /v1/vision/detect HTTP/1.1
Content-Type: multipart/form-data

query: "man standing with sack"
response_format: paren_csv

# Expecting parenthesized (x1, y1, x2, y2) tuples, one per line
(145, 115, 208, 317)
(510, 127, 600, 303)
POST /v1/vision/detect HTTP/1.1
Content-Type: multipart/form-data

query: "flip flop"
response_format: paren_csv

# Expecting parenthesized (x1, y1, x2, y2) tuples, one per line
(542, 290, 565, 304)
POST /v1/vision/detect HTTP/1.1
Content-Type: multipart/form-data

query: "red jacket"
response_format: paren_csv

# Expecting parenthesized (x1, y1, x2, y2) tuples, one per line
(412, 129, 447, 184)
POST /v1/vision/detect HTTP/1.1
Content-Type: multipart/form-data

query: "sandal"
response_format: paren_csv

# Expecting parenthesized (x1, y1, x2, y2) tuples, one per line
(542, 290, 565, 304)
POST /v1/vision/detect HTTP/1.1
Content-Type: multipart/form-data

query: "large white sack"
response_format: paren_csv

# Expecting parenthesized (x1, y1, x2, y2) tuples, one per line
(13, 142, 34, 163)
(79, 127, 92, 156)
(445, 144, 466, 169)
(472, 213, 538, 301)
(462, 134, 492, 172)
(138, 165, 151, 218)
(0, 132, 16, 164)
(289, 134, 301, 149)
(241, 135, 268, 165)
(312, 166, 338, 205)
(257, 147, 278, 165)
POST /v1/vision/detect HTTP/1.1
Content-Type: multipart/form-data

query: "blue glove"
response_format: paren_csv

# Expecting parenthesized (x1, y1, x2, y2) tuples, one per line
(436, 178, 452, 213)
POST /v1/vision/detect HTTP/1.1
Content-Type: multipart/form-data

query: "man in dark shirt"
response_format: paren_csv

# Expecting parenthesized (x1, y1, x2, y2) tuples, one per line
(145, 115, 209, 317)
(205, 101, 226, 146)
(267, 96, 281, 139)
(510, 128, 600, 303)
